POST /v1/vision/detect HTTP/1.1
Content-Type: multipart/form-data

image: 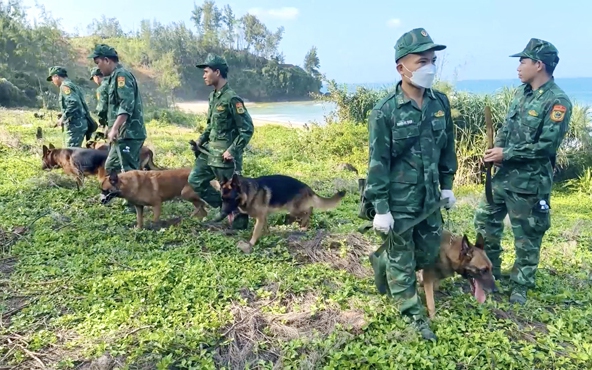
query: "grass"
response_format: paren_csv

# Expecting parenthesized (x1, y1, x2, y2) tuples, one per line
(1, 107, 592, 369)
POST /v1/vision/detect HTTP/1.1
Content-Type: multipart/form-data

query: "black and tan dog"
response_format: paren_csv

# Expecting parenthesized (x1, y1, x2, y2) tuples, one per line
(417, 230, 496, 319)
(214, 173, 346, 253)
(41, 144, 108, 190)
(85, 140, 162, 171)
(99, 168, 208, 229)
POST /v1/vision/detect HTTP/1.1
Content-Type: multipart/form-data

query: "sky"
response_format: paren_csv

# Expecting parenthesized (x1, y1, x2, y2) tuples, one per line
(19, 0, 591, 84)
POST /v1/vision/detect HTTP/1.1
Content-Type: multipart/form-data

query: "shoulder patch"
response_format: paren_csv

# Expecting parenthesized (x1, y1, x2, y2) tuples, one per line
(117, 76, 125, 87)
(61, 86, 71, 95)
(528, 110, 538, 117)
(550, 105, 566, 123)
(235, 101, 245, 114)
(434, 110, 445, 118)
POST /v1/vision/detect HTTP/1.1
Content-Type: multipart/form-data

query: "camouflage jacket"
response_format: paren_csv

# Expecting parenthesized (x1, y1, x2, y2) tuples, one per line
(364, 82, 457, 215)
(107, 64, 147, 140)
(59, 80, 87, 125)
(198, 83, 254, 165)
(494, 78, 572, 195)
(96, 79, 109, 127)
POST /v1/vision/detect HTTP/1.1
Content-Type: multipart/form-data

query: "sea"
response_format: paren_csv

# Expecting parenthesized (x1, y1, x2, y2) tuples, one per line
(245, 77, 592, 125)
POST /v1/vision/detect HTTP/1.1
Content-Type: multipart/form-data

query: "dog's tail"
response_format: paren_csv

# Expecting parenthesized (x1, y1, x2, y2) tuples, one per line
(143, 150, 164, 171)
(310, 189, 346, 210)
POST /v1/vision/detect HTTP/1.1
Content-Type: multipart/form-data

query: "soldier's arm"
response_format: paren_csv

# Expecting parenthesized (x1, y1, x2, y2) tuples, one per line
(114, 72, 134, 122)
(438, 95, 457, 190)
(503, 97, 572, 162)
(364, 107, 391, 215)
(227, 97, 254, 157)
(198, 97, 213, 144)
(97, 86, 108, 127)
(61, 85, 79, 121)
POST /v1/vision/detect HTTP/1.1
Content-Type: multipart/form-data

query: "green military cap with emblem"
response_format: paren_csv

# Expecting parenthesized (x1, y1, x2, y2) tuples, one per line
(196, 53, 229, 71)
(46, 66, 68, 81)
(394, 28, 447, 62)
(510, 38, 559, 68)
(88, 44, 118, 59)
(89, 67, 103, 80)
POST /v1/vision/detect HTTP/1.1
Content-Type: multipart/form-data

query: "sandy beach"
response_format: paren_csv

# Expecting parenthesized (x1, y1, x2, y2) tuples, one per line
(176, 101, 307, 129)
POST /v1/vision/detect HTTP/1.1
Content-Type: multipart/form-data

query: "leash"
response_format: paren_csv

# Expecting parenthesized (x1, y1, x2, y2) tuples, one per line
(359, 197, 450, 257)
(196, 143, 238, 175)
(113, 139, 126, 173)
(484, 106, 494, 205)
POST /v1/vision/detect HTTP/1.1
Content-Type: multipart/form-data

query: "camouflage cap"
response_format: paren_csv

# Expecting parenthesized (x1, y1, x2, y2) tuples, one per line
(510, 38, 559, 68)
(88, 44, 118, 59)
(196, 53, 228, 71)
(89, 67, 103, 80)
(394, 28, 446, 62)
(46, 66, 68, 81)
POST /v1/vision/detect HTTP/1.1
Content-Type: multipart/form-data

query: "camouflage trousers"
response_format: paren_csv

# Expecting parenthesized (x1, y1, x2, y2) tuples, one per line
(63, 118, 88, 147)
(105, 139, 144, 174)
(375, 211, 443, 317)
(473, 185, 551, 289)
(187, 152, 248, 229)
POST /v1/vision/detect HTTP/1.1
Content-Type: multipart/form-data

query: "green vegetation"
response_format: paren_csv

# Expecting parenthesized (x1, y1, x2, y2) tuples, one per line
(1, 107, 592, 368)
(0, 0, 323, 110)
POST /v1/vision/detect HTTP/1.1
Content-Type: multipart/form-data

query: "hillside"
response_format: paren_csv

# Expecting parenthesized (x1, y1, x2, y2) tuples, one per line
(0, 0, 323, 111)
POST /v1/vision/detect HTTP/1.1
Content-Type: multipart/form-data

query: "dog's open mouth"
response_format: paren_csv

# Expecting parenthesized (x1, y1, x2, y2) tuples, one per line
(469, 278, 487, 304)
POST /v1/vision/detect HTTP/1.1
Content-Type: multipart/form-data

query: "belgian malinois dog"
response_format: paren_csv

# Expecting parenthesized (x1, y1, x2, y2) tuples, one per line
(85, 140, 162, 171)
(99, 168, 208, 229)
(214, 173, 346, 253)
(41, 144, 108, 190)
(417, 230, 496, 319)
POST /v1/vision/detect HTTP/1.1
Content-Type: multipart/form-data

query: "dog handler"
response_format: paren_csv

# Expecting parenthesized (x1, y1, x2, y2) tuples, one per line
(90, 67, 109, 133)
(188, 53, 255, 231)
(363, 28, 458, 341)
(89, 44, 147, 174)
(474, 38, 572, 305)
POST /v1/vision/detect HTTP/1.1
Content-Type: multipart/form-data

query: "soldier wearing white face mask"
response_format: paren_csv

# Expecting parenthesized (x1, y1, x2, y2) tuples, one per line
(362, 27, 458, 341)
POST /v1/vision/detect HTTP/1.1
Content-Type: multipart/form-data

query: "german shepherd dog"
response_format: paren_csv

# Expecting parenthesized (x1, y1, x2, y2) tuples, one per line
(41, 144, 108, 190)
(99, 168, 208, 229)
(214, 173, 346, 253)
(85, 140, 162, 171)
(417, 230, 496, 319)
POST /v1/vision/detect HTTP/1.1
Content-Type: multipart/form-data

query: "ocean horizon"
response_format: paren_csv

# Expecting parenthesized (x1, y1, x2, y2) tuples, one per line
(245, 77, 592, 125)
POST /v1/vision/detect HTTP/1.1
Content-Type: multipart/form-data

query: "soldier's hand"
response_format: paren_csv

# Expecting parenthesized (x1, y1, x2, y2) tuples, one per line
(107, 129, 118, 142)
(484, 147, 503, 163)
(222, 150, 234, 161)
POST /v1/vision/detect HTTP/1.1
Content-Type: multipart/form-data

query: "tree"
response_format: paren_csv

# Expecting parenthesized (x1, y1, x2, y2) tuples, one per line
(304, 46, 320, 78)
(153, 52, 181, 106)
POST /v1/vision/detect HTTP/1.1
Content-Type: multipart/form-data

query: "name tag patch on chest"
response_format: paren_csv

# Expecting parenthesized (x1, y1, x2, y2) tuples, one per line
(396, 119, 413, 127)
(550, 105, 566, 122)
(117, 76, 125, 87)
(216, 105, 225, 112)
(434, 110, 445, 117)
(528, 110, 538, 117)
(62, 86, 71, 95)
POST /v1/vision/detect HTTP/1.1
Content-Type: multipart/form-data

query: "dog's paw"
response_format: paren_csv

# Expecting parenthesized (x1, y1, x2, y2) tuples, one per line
(237, 240, 253, 254)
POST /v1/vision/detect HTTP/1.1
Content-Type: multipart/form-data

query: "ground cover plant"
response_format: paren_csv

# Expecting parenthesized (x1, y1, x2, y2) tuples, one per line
(1, 106, 592, 369)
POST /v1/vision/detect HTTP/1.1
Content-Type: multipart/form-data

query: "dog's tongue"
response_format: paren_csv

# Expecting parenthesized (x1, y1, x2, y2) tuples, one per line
(473, 280, 487, 304)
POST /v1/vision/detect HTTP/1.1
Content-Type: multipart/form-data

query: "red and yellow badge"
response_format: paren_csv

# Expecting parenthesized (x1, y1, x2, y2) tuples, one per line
(235, 102, 245, 114)
(62, 86, 71, 95)
(117, 76, 125, 88)
(550, 104, 566, 123)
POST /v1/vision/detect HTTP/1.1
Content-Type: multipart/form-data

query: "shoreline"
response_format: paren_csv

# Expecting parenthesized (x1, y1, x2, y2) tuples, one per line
(175, 101, 318, 129)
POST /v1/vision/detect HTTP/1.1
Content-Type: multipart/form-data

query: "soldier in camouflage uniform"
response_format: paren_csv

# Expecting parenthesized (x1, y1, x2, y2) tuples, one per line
(188, 53, 255, 231)
(90, 67, 109, 134)
(364, 28, 458, 341)
(474, 39, 572, 305)
(89, 44, 147, 173)
(47, 66, 90, 147)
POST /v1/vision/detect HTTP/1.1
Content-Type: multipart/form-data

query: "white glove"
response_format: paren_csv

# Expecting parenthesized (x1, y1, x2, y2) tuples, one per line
(373, 212, 394, 233)
(441, 189, 456, 209)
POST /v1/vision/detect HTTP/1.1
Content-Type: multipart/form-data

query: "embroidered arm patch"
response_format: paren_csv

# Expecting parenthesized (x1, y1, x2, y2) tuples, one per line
(550, 105, 566, 123)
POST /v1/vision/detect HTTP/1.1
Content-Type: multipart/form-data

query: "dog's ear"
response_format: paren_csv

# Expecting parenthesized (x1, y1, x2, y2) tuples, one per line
(231, 173, 240, 187)
(460, 235, 472, 259)
(108, 170, 119, 186)
(475, 233, 485, 250)
(48, 143, 55, 149)
(42, 145, 49, 156)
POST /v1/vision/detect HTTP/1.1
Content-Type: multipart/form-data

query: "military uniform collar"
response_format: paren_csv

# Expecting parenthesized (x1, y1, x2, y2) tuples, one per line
(394, 80, 436, 108)
(214, 83, 230, 98)
(524, 77, 555, 96)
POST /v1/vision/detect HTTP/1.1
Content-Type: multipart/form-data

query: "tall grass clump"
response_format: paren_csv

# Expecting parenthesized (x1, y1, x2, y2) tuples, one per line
(315, 80, 592, 187)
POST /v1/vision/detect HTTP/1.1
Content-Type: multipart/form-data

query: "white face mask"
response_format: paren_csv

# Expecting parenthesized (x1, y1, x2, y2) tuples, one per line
(401, 63, 436, 89)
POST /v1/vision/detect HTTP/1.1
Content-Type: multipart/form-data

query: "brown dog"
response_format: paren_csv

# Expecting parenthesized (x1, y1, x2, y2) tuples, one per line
(41, 144, 108, 190)
(214, 173, 346, 253)
(417, 231, 496, 319)
(85, 140, 162, 171)
(99, 168, 208, 229)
